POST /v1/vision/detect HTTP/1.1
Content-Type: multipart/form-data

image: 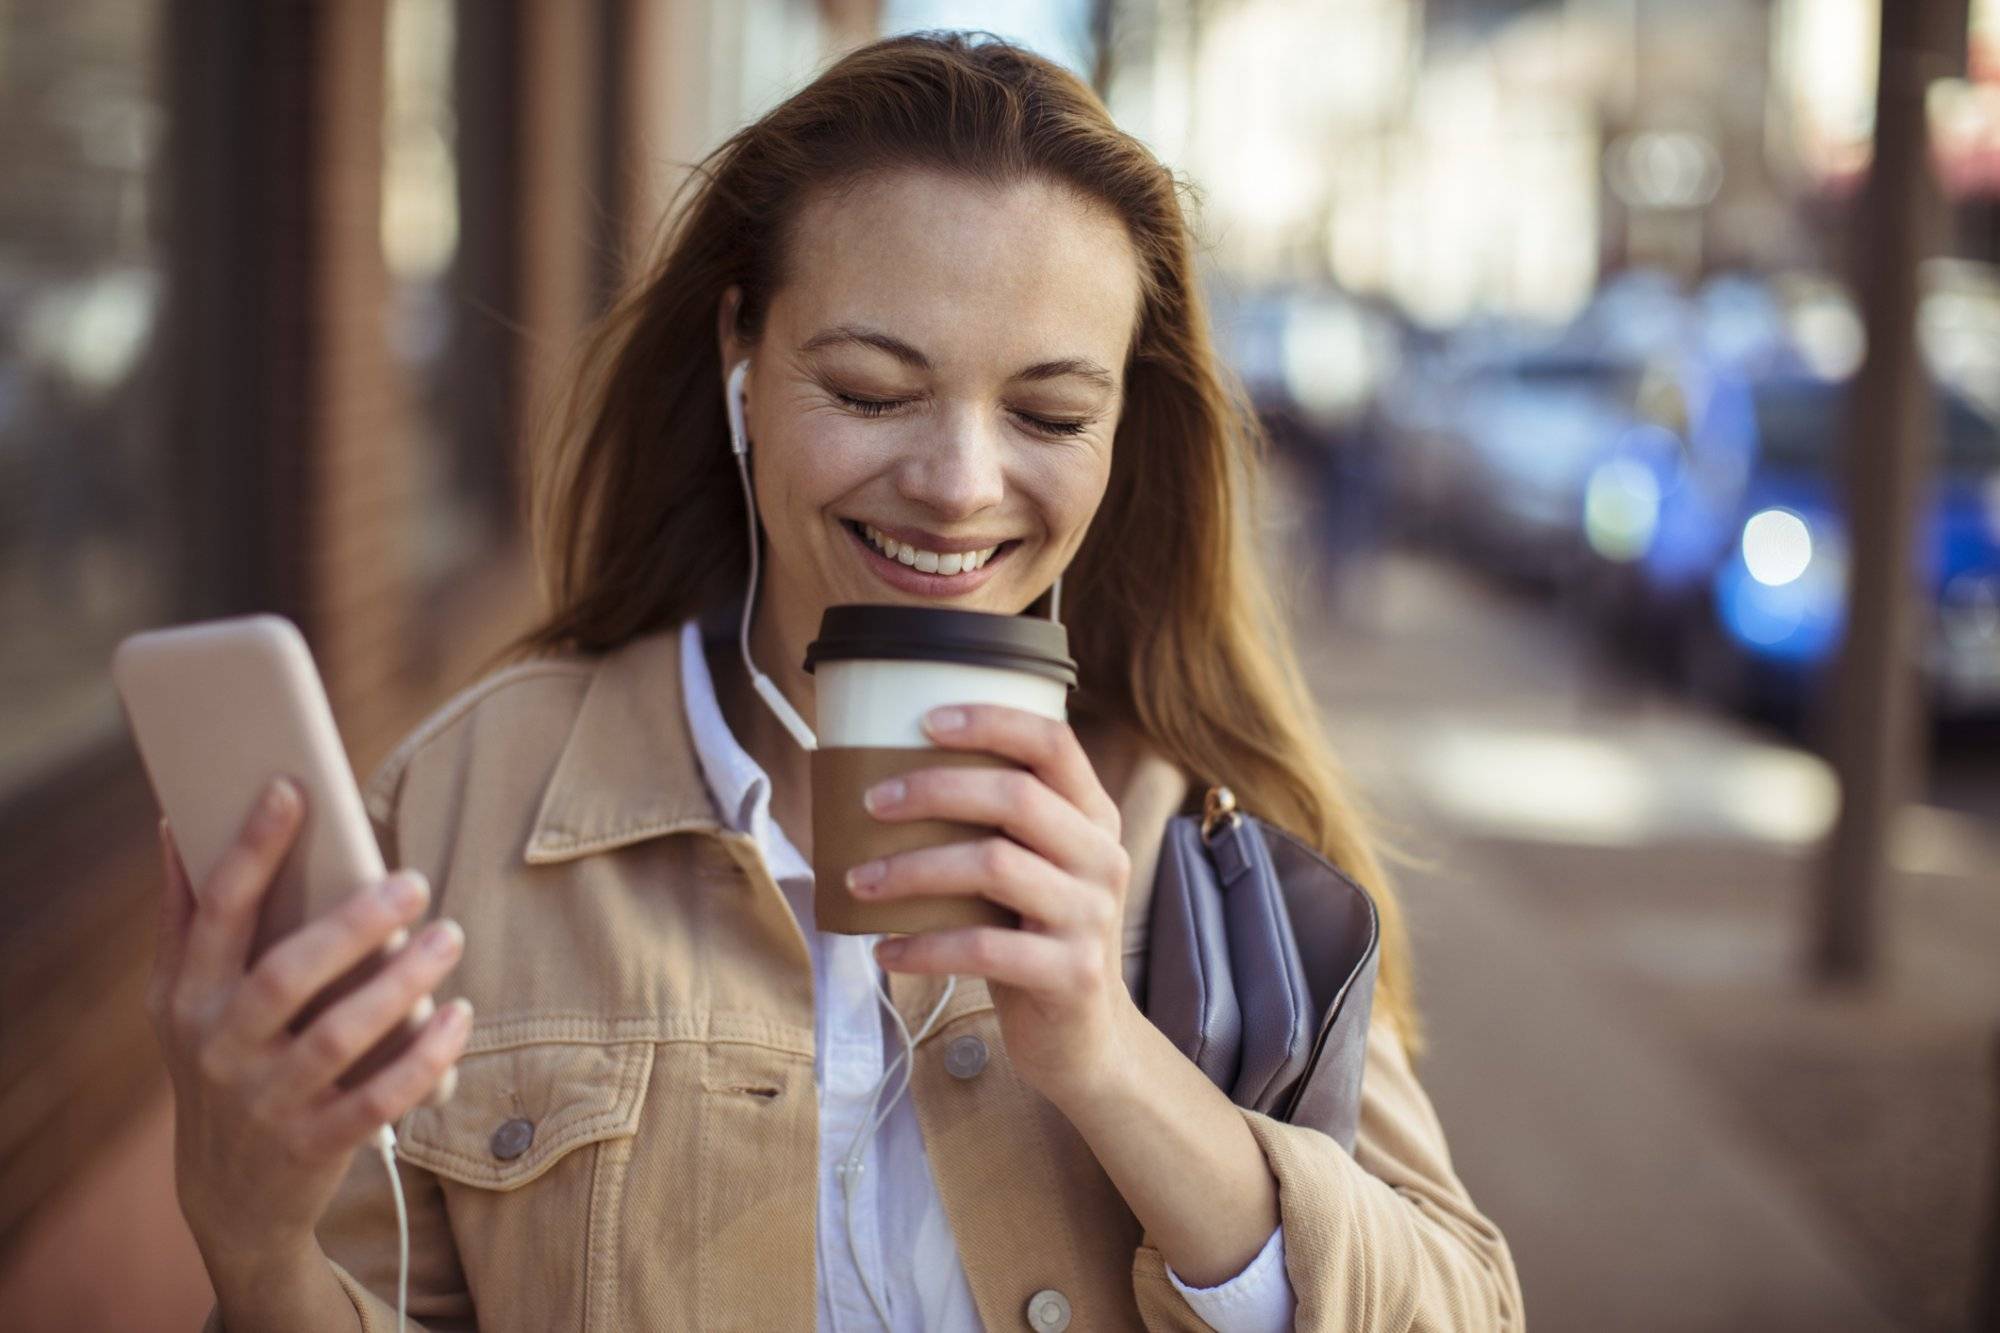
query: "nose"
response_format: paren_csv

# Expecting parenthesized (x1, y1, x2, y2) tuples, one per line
(893, 405, 1006, 521)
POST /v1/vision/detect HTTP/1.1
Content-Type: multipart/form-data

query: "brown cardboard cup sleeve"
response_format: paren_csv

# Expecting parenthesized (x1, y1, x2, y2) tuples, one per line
(811, 745, 1027, 935)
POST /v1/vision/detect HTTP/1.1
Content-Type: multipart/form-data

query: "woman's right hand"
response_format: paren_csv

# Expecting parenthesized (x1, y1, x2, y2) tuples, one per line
(146, 775, 474, 1274)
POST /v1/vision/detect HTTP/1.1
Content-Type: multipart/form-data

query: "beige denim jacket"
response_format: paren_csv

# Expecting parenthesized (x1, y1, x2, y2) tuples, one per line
(204, 627, 1521, 1332)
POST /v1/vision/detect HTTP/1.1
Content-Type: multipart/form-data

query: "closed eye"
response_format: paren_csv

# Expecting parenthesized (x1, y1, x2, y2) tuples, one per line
(832, 391, 903, 419)
(831, 391, 1091, 439)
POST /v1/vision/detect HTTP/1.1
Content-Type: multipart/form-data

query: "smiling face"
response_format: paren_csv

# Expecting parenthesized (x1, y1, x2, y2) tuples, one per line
(717, 167, 1144, 681)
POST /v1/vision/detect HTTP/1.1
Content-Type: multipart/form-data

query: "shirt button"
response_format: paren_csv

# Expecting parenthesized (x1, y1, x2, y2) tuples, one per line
(944, 1033, 988, 1079)
(490, 1116, 535, 1160)
(1024, 1287, 1070, 1331)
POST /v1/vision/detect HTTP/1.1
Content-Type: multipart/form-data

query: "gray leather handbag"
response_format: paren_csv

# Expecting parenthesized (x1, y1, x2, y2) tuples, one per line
(1140, 787, 1382, 1152)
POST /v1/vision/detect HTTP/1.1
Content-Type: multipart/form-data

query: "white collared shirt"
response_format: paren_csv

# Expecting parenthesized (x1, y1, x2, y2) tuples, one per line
(678, 617, 1296, 1330)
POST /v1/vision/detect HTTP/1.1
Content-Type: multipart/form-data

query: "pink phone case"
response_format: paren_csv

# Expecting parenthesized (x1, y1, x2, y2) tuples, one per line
(113, 613, 433, 1094)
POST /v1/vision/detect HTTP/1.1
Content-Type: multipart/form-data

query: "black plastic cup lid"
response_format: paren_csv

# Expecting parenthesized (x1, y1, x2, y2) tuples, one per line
(803, 603, 1077, 690)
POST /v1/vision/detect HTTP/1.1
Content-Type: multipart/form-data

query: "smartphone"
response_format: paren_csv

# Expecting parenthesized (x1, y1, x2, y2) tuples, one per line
(113, 613, 432, 1094)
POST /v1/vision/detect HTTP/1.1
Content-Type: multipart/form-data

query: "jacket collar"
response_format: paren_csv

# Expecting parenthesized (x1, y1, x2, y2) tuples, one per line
(523, 625, 721, 864)
(522, 615, 1196, 927)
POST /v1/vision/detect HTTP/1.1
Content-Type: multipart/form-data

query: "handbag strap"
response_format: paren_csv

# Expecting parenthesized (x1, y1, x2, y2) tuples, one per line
(1200, 786, 1266, 889)
(1200, 784, 1241, 839)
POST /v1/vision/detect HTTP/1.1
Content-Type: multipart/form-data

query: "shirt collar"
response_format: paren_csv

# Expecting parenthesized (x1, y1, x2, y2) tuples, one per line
(676, 615, 770, 840)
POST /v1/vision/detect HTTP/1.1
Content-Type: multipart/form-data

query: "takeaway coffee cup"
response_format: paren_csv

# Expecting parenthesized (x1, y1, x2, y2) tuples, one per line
(805, 603, 1077, 935)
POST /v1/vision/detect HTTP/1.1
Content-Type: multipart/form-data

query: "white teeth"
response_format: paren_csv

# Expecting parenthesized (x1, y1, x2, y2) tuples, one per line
(858, 522, 1003, 576)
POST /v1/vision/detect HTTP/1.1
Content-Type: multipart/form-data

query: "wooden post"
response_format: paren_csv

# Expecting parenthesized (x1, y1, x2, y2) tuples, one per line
(1090, 0, 1117, 96)
(1980, 1024, 2000, 1330)
(1812, 0, 1957, 983)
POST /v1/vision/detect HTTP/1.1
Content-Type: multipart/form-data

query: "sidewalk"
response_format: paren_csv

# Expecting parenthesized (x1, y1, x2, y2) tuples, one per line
(1284, 531, 2000, 1331)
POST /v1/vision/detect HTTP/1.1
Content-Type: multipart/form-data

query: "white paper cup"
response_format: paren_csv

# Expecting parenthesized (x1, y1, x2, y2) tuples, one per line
(805, 604, 1076, 934)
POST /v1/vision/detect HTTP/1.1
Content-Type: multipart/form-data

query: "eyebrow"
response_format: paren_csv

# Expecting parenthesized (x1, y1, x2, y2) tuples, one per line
(798, 323, 1117, 392)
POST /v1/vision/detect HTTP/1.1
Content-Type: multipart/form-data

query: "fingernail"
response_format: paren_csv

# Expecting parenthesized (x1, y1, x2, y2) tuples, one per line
(925, 706, 966, 734)
(875, 937, 907, 964)
(846, 859, 885, 892)
(382, 870, 429, 910)
(422, 918, 464, 956)
(445, 997, 474, 1029)
(257, 777, 297, 831)
(863, 778, 904, 813)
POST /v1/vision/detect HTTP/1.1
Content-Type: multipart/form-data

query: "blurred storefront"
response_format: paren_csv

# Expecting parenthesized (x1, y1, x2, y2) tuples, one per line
(1101, 0, 2000, 321)
(0, 0, 876, 1323)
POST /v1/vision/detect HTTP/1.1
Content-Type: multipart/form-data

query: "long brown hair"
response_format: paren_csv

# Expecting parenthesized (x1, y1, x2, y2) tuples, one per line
(490, 31, 1419, 1046)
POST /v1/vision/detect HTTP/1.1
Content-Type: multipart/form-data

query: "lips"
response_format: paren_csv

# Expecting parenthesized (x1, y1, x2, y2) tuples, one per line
(839, 519, 1019, 596)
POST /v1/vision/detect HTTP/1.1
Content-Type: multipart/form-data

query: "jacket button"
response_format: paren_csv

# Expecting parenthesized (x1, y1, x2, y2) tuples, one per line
(490, 1117, 535, 1160)
(944, 1033, 988, 1079)
(1024, 1288, 1070, 1331)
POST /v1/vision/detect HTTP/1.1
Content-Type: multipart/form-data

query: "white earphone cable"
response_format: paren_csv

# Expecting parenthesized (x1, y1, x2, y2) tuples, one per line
(837, 966, 957, 1327)
(726, 358, 818, 752)
(373, 1123, 409, 1333)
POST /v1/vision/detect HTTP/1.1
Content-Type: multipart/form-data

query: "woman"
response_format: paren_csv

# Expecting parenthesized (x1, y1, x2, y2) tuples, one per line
(158, 31, 1520, 1331)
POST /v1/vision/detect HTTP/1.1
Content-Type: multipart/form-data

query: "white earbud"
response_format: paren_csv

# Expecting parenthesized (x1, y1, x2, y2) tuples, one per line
(725, 357, 752, 459)
(726, 358, 819, 752)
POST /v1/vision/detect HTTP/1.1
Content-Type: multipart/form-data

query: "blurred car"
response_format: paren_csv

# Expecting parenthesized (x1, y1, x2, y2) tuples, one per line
(1381, 269, 1698, 588)
(1576, 351, 1743, 651)
(1594, 366, 2000, 723)
(1388, 342, 1650, 586)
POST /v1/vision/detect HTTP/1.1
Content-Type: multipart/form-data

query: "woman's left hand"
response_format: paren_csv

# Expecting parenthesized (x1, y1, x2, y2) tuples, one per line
(849, 703, 1138, 1105)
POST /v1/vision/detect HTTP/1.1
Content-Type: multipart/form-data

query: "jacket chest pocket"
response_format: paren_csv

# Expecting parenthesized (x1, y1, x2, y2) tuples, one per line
(394, 1035, 656, 1331)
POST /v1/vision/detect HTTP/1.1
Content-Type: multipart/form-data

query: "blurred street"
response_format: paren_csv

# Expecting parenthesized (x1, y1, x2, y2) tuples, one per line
(1268, 452, 2000, 1332)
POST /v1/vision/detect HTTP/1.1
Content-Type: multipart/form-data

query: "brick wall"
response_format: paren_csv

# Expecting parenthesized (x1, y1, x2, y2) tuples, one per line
(0, 0, 616, 1321)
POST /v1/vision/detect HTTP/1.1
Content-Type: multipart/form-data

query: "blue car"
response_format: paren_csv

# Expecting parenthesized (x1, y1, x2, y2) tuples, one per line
(1612, 369, 2000, 720)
